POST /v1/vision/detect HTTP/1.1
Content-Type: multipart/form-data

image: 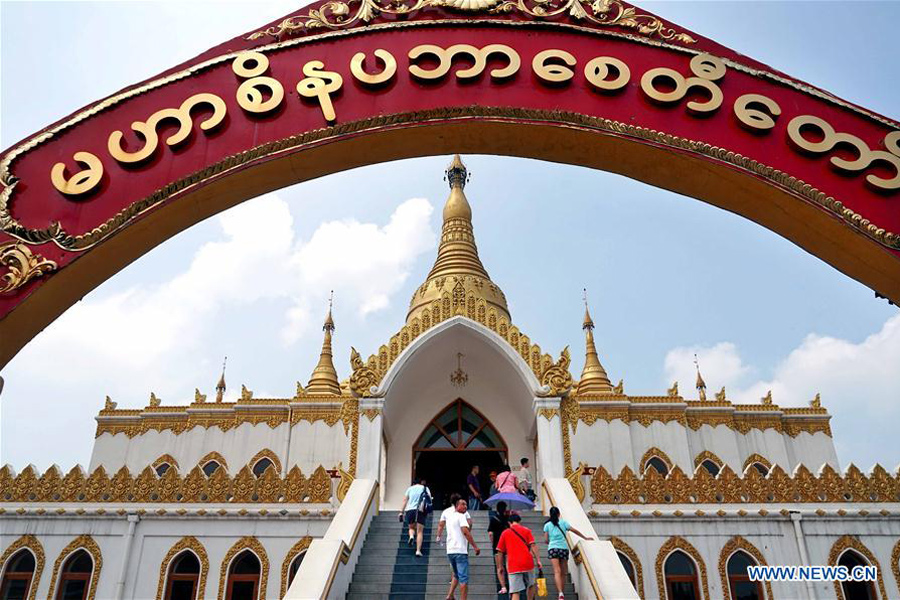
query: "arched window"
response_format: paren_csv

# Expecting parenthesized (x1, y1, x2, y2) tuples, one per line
(617, 551, 636, 589)
(225, 551, 260, 600)
(55, 550, 93, 600)
(201, 461, 221, 478)
(163, 551, 200, 600)
(1, 549, 36, 599)
(699, 460, 720, 478)
(726, 551, 763, 600)
(645, 457, 670, 477)
(664, 550, 701, 600)
(838, 550, 877, 600)
(155, 462, 173, 477)
(413, 399, 506, 451)
(251, 458, 274, 478)
(286, 552, 305, 590)
(750, 463, 769, 477)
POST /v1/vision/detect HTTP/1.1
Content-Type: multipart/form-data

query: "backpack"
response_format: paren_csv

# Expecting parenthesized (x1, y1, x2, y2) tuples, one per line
(416, 486, 433, 514)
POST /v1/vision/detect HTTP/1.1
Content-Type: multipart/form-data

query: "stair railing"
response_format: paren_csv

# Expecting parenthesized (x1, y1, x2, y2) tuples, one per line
(284, 479, 379, 599)
(542, 478, 640, 599)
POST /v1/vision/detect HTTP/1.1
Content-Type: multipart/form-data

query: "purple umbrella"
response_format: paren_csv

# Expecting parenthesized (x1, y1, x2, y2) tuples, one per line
(484, 491, 534, 511)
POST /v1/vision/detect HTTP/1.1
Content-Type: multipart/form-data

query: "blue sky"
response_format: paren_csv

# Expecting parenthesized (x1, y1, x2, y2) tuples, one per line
(1, 1, 898, 471)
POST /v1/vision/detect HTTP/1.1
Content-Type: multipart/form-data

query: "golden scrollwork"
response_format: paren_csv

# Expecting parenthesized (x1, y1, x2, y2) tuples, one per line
(217, 537, 268, 600)
(0, 535, 44, 600)
(589, 463, 900, 505)
(296, 60, 343, 122)
(641, 53, 725, 114)
(609, 537, 643, 598)
(280, 537, 313, 598)
(336, 462, 354, 502)
(409, 44, 520, 81)
(0, 241, 57, 294)
(655, 537, 709, 600)
(567, 462, 586, 502)
(540, 347, 575, 396)
(828, 535, 888, 600)
(349, 347, 380, 396)
(46, 535, 102, 600)
(247, 0, 696, 44)
(50, 151, 103, 196)
(718, 536, 773, 600)
(155, 537, 209, 600)
(107, 93, 226, 164)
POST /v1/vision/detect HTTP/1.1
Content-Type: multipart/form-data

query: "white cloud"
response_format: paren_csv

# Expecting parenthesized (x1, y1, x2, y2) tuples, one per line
(663, 314, 900, 468)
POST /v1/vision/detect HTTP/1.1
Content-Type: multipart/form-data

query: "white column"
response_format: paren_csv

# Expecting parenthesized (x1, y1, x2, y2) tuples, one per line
(534, 397, 566, 479)
(790, 511, 817, 599)
(356, 398, 384, 481)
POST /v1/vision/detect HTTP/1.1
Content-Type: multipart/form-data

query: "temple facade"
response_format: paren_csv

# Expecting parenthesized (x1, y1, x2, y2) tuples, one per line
(2, 156, 899, 600)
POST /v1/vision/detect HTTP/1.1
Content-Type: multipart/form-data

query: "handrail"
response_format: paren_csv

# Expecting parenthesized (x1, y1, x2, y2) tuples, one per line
(285, 479, 379, 599)
(542, 478, 639, 600)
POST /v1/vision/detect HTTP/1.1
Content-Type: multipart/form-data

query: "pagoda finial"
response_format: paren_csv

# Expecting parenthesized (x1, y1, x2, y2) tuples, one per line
(215, 356, 227, 402)
(446, 154, 468, 190)
(306, 295, 341, 396)
(694, 354, 707, 402)
(576, 289, 612, 395)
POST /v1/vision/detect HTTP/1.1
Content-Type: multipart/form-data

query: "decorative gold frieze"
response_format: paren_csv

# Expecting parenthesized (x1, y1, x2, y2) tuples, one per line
(46, 535, 102, 600)
(0, 463, 333, 504)
(0, 534, 44, 600)
(537, 408, 559, 420)
(718, 536, 773, 600)
(828, 535, 888, 600)
(247, 0, 696, 44)
(693, 451, 723, 471)
(589, 463, 900, 505)
(218, 537, 268, 600)
(0, 241, 57, 294)
(155, 537, 209, 600)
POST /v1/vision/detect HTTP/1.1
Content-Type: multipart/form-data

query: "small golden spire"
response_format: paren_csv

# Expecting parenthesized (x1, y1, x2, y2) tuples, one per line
(694, 354, 707, 402)
(306, 293, 341, 395)
(576, 289, 613, 395)
(216, 356, 227, 402)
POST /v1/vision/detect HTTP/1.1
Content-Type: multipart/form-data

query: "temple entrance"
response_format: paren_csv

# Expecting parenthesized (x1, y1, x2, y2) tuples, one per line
(412, 399, 508, 510)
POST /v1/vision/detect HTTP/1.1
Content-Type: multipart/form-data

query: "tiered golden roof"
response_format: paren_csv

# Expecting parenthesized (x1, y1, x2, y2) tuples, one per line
(303, 302, 342, 396)
(576, 297, 613, 395)
(406, 155, 509, 326)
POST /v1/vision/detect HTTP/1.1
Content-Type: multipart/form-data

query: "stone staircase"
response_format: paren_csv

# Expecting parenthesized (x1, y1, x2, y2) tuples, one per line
(347, 511, 579, 599)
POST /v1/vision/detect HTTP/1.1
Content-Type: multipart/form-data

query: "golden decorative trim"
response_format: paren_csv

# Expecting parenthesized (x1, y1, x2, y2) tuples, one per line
(46, 535, 102, 600)
(537, 407, 559, 420)
(639, 447, 673, 475)
(0, 535, 44, 600)
(829, 535, 888, 600)
(152, 454, 180, 472)
(0, 463, 333, 504)
(539, 347, 575, 396)
(656, 536, 710, 600)
(361, 408, 382, 421)
(567, 462, 586, 503)
(693, 451, 723, 471)
(590, 463, 900, 505)
(155, 537, 209, 600)
(0, 242, 57, 294)
(198, 451, 228, 473)
(248, 449, 282, 476)
(248, 0, 696, 44)
(280, 537, 312, 598)
(609, 536, 644, 599)
(742, 454, 772, 474)
(217, 537, 269, 600)
(891, 539, 900, 597)
(718, 536, 773, 600)
(336, 462, 354, 502)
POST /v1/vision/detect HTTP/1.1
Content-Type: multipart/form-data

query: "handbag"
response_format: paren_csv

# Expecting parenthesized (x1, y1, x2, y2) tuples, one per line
(536, 568, 548, 597)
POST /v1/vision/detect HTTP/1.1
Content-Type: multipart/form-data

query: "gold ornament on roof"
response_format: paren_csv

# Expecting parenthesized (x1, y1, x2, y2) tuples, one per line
(667, 381, 679, 397)
(612, 379, 624, 395)
(215, 357, 227, 402)
(305, 295, 342, 396)
(761, 390, 773, 405)
(694, 354, 707, 401)
(715, 387, 727, 402)
(104, 396, 117, 411)
(450, 352, 469, 388)
(194, 388, 206, 404)
(811, 393, 822, 408)
(240, 385, 253, 401)
(149, 392, 161, 407)
(540, 347, 574, 396)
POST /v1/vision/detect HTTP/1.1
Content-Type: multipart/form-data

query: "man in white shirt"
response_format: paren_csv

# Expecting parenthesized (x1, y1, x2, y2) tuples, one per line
(518, 457, 535, 501)
(435, 497, 480, 600)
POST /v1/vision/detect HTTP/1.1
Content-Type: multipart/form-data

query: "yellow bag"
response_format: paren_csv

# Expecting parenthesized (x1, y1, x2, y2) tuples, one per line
(536, 568, 548, 597)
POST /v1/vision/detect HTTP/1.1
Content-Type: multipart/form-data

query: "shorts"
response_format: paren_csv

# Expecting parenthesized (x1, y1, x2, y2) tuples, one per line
(405, 509, 426, 526)
(509, 570, 535, 593)
(549, 547, 570, 560)
(448, 553, 470, 584)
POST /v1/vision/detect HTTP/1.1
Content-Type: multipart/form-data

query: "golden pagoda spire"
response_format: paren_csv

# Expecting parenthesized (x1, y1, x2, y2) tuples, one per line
(694, 354, 707, 402)
(215, 356, 227, 403)
(306, 293, 341, 395)
(406, 155, 509, 324)
(576, 289, 613, 395)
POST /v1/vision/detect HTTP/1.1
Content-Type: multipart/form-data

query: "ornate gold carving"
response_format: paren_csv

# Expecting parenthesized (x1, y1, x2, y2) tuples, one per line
(194, 389, 207, 404)
(539, 347, 575, 396)
(50, 151, 103, 196)
(693, 450, 723, 471)
(336, 462, 354, 502)
(155, 537, 209, 600)
(361, 408, 381, 421)
(46, 535, 102, 600)
(828, 535, 888, 600)
(217, 537, 268, 600)
(655, 537, 709, 600)
(611, 379, 624, 395)
(609, 537, 643, 598)
(742, 454, 771, 474)
(280, 537, 313, 598)
(639, 447, 673, 475)
(349, 347, 381, 396)
(247, 0, 696, 44)
(248, 449, 282, 475)
(0, 535, 44, 600)
(0, 242, 57, 294)
(567, 462, 586, 502)
(538, 407, 559, 420)
(667, 381, 679, 397)
(198, 451, 228, 473)
(718, 536, 773, 600)
(152, 454, 179, 472)
(715, 387, 727, 402)
(149, 392, 161, 407)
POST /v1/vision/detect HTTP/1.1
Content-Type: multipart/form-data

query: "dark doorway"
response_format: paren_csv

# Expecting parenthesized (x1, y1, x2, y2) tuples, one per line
(412, 399, 508, 510)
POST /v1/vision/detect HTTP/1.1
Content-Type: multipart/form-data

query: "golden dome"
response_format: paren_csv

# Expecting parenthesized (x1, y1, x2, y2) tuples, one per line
(406, 155, 510, 325)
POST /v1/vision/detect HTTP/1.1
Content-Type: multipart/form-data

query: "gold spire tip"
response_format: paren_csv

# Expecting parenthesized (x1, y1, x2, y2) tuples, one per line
(324, 291, 335, 332)
(445, 154, 468, 189)
(582, 288, 594, 330)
